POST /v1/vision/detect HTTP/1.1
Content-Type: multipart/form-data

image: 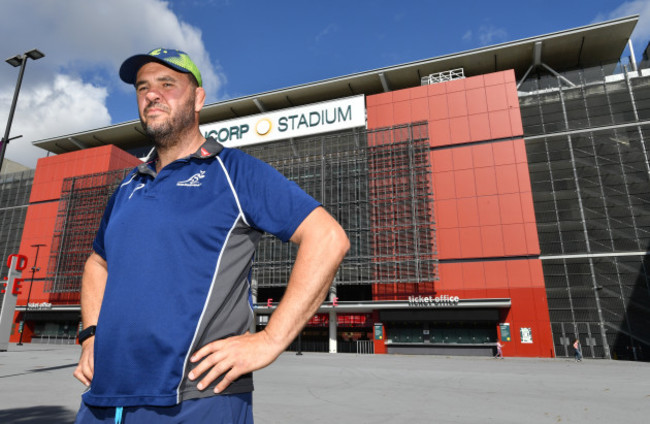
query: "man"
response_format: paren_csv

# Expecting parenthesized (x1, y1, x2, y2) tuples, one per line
(73, 48, 350, 423)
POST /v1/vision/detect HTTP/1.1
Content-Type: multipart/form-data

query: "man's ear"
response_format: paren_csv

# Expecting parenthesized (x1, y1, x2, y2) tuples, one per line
(195, 87, 206, 112)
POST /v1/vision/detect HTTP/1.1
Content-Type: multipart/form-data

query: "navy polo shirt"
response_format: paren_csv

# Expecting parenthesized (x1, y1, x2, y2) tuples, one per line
(84, 138, 320, 407)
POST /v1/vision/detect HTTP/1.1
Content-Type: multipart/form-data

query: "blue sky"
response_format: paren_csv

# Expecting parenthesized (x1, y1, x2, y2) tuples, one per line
(1, 0, 650, 167)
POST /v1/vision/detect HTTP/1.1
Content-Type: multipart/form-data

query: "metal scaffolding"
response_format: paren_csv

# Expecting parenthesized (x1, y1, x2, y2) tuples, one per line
(241, 122, 437, 288)
(46, 169, 131, 293)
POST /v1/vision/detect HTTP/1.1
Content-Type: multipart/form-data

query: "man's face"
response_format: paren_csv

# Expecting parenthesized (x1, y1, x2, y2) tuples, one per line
(135, 62, 199, 146)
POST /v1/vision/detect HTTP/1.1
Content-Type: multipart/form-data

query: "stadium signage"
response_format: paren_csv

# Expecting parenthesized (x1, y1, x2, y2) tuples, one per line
(200, 95, 366, 147)
(408, 295, 460, 307)
(28, 302, 52, 310)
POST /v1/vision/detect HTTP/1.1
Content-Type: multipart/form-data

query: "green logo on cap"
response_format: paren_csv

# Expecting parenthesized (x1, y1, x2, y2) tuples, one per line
(148, 48, 202, 87)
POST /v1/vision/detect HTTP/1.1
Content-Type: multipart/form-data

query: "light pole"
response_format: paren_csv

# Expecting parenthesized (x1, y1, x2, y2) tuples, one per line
(0, 48, 45, 173)
(17, 243, 45, 346)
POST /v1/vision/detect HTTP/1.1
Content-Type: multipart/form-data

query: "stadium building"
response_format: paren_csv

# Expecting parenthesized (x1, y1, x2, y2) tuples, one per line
(1, 15, 648, 360)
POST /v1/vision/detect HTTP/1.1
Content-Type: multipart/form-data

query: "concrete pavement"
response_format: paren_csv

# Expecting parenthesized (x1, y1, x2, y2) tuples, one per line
(1, 343, 648, 423)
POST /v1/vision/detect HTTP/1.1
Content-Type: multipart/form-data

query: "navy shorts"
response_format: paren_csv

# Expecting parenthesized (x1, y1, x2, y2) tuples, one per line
(74, 393, 253, 424)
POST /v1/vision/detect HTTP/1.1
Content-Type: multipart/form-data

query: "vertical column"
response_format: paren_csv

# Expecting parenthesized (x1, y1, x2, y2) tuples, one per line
(329, 310, 337, 353)
(328, 284, 337, 353)
(250, 279, 257, 334)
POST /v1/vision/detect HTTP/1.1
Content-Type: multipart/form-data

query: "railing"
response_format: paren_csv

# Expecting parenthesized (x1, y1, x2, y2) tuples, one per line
(356, 340, 374, 354)
(421, 68, 465, 86)
(30, 335, 76, 345)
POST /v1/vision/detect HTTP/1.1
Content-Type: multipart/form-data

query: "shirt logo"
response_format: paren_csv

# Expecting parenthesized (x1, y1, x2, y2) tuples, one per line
(177, 170, 206, 187)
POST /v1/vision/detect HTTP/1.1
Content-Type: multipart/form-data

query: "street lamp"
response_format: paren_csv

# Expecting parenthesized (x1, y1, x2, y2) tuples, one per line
(0, 48, 45, 173)
(17, 243, 46, 346)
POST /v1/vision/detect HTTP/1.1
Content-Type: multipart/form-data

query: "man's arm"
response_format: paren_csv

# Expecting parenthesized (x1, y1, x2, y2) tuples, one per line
(73, 252, 108, 386)
(189, 206, 350, 393)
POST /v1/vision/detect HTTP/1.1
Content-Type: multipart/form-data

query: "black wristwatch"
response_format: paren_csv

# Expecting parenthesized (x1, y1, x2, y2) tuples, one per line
(78, 325, 96, 344)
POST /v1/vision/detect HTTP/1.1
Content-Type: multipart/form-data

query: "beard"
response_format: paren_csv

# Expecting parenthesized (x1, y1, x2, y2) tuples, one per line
(141, 93, 196, 150)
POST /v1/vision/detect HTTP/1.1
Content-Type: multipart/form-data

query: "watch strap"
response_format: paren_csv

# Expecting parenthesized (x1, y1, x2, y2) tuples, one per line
(78, 325, 96, 344)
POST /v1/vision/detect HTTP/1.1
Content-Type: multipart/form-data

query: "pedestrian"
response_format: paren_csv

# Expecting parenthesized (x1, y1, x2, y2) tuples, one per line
(495, 341, 504, 359)
(72, 48, 350, 423)
(573, 338, 582, 362)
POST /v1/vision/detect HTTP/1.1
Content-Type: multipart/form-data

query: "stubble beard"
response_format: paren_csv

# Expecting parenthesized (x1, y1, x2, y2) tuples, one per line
(142, 94, 196, 151)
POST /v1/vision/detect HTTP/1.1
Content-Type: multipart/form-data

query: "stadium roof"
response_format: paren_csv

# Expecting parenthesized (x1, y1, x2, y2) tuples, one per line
(33, 15, 639, 155)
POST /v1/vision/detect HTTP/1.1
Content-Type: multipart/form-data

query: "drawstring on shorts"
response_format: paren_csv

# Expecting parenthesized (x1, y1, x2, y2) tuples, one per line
(115, 406, 123, 424)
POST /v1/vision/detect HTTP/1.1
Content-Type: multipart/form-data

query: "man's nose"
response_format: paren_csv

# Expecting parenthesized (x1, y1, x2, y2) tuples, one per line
(146, 89, 161, 101)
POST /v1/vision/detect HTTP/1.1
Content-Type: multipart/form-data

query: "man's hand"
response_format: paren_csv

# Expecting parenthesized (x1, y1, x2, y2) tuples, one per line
(188, 330, 283, 393)
(189, 206, 348, 394)
(73, 339, 95, 386)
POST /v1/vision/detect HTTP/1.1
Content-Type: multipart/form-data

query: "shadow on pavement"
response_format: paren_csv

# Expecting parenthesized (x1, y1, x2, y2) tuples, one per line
(0, 405, 76, 424)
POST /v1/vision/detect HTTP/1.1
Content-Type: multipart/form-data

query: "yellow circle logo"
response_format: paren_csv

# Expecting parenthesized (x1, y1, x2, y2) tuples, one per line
(256, 118, 272, 136)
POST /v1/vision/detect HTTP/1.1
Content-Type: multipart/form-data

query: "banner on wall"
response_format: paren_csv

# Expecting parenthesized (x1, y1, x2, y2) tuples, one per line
(374, 323, 384, 340)
(200, 95, 366, 148)
(499, 323, 511, 342)
(0, 254, 27, 351)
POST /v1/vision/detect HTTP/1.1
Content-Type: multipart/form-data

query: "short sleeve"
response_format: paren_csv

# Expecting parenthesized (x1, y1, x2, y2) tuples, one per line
(221, 149, 321, 242)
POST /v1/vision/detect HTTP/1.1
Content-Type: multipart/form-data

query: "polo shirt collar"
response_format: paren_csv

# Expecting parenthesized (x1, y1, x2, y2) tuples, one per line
(136, 137, 224, 176)
(190, 137, 224, 159)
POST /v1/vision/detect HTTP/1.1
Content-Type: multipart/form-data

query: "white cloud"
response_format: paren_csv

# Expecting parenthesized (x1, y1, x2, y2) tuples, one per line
(1, 75, 111, 167)
(0, 0, 225, 168)
(460, 24, 507, 46)
(476, 25, 508, 46)
(594, 1, 650, 51)
(316, 24, 339, 43)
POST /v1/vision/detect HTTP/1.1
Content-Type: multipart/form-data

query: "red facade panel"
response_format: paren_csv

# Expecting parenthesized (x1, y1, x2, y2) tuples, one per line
(459, 227, 483, 257)
(447, 91, 468, 118)
(428, 95, 449, 120)
(468, 113, 491, 141)
(456, 197, 480, 227)
(485, 84, 509, 111)
(393, 101, 411, 124)
(452, 145, 474, 170)
(428, 119, 451, 146)
(493, 141, 517, 165)
(432, 171, 455, 200)
(434, 199, 459, 228)
(466, 88, 488, 115)
(472, 143, 494, 167)
(431, 149, 453, 172)
(480, 225, 505, 257)
(410, 97, 428, 122)
(488, 110, 512, 139)
(477, 196, 501, 226)
(454, 169, 477, 198)
(449, 116, 470, 144)
(474, 169, 498, 196)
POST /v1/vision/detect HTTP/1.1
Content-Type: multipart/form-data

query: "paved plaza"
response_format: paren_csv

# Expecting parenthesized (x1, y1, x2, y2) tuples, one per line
(0, 343, 648, 423)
